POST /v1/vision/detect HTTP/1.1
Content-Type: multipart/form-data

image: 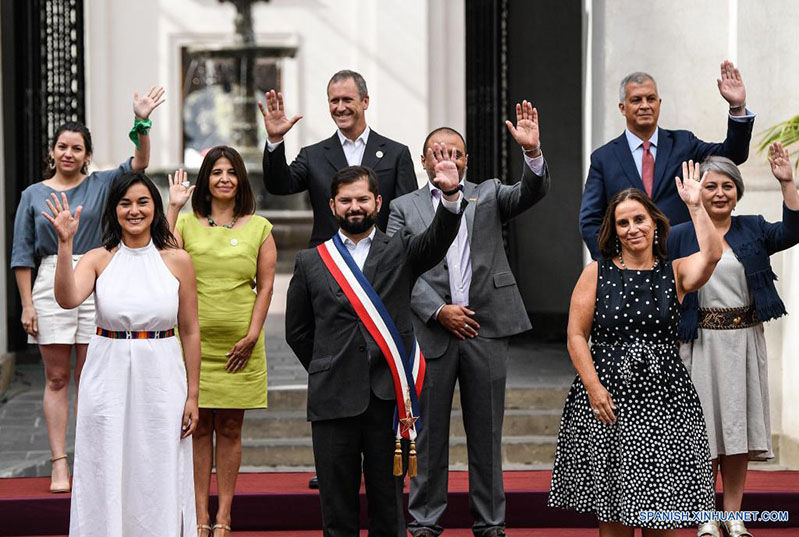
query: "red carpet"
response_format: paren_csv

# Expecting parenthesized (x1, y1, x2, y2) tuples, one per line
(12, 531, 799, 537)
(1, 471, 797, 535)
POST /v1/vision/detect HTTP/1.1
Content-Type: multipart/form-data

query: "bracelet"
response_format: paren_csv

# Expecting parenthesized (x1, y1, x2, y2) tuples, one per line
(523, 145, 541, 156)
(442, 184, 464, 196)
(729, 102, 746, 111)
(128, 117, 152, 150)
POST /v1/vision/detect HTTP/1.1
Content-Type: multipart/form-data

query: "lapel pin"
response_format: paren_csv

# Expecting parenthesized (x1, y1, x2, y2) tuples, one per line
(376, 150, 384, 159)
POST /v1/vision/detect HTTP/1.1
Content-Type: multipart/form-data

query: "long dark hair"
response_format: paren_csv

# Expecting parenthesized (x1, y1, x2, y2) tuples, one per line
(191, 146, 255, 217)
(102, 172, 178, 250)
(44, 121, 94, 179)
(598, 188, 670, 260)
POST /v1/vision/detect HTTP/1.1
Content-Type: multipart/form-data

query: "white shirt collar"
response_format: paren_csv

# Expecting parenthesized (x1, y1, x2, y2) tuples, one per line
(624, 127, 659, 152)
(337, 125, 371, 147)
(337, 225, 377, 248)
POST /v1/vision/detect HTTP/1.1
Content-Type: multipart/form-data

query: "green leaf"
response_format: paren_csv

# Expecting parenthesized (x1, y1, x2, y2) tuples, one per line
(757, 115, 799, 172)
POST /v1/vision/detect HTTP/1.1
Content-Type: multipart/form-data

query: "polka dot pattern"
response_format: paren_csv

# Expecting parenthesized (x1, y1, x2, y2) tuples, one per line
(548, 260, 714, 529)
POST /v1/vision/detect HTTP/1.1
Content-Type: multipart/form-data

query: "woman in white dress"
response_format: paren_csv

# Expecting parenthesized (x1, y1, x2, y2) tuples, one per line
(43, 172, 201, 536)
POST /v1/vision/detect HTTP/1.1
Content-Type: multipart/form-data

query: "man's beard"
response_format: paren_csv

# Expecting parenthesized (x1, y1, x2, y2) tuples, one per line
(337, 209, 377, 235)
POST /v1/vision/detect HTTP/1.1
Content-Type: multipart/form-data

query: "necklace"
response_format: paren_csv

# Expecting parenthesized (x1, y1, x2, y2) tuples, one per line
(618, 251, 658, 270)
(207, 215, 238, 229)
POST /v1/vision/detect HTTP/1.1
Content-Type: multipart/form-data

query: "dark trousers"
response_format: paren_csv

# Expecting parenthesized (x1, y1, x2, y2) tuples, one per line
(407, 336, 510, 536)
(312, 392, 402, 537)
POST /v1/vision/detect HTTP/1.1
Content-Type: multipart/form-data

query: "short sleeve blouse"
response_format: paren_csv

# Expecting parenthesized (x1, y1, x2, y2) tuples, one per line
(10, 159, 133, 268)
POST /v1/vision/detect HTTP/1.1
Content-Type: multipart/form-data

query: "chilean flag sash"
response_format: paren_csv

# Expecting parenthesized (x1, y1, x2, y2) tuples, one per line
(316, 233, 426, 475)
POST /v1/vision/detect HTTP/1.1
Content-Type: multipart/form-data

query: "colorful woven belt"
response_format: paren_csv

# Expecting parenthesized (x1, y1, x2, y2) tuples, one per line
(698, 306, 760, 330)
(96, 327, 175, 339)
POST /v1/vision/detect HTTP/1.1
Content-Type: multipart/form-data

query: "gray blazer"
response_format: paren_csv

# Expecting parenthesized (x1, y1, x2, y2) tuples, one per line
(386, 163, 550, 358)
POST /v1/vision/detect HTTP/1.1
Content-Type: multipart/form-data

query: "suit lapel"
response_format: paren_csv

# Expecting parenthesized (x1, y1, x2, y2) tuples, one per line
(463, 182, 477, 243)
(412, 186, 435, 227)
(652, 127, 673, 199)
(612, 133, 645, 190)
(361, 130, 386, 170)
(362, 230, 389, 283)
(323, 133, 348, 171)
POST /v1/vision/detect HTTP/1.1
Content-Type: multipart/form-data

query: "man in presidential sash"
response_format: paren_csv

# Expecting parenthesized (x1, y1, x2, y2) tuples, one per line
(285, 155, 465, 537)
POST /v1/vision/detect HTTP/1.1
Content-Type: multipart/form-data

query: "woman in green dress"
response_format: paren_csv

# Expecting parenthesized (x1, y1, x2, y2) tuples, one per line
(167, 146, 277, 537)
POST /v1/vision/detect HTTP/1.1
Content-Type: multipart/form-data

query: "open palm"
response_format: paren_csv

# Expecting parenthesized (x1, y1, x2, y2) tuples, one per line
(768, 142, 793, 183)
(259, 89, 302, 141)
(427, 143, 460, 192)
(717, 60, 746, 107)
(42, 192, 82, 242)
(505, 100, 540, 150)
(133, 86, 166, 119)
(675, 161, 705, 207)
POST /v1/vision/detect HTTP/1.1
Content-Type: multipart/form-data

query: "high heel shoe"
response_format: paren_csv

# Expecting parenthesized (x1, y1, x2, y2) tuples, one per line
(49, 455, 71, 494)
(197, 523, 212, 537)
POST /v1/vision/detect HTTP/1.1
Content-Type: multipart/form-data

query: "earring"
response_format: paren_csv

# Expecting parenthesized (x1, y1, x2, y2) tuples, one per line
(81, 161, 90, 174)
(48, 156, 55, 170)
(616, 237, 621, 256)
(654, 228, 659, 243)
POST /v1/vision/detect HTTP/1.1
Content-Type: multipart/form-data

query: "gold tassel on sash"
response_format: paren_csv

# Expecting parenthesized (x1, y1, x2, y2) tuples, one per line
(393, 439, 403, 476)
(408, 441, 418, 477)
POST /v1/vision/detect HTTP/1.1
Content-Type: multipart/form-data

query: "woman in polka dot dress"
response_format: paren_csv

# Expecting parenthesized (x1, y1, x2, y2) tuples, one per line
(549, 162, 723, 536)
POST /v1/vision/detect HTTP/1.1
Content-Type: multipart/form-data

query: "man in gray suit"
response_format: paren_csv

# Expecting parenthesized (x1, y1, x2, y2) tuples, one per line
(386, 101, 550, 537)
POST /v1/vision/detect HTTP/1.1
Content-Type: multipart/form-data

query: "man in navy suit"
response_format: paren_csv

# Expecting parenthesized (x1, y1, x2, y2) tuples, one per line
(260, 70, 418, 247)
(579, 61, 755, 259)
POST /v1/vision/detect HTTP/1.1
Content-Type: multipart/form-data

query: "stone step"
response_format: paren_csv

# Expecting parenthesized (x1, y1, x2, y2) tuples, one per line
(242, 409, 562, 440)
(263, 385, 570, 412)
(240, 435, 557, 468)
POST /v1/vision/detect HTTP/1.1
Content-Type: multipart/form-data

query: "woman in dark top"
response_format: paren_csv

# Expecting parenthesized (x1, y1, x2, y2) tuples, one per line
(669, 143, 799, 537)
(549, 161, 723, 536)
(10, 87, 164, 493)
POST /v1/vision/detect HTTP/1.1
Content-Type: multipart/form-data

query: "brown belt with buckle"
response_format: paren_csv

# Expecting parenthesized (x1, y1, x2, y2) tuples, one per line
(698, 306, 760, 330)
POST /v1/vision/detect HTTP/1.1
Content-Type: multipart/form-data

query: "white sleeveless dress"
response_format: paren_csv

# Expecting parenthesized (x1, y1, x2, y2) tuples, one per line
(69, 241, 196, 537)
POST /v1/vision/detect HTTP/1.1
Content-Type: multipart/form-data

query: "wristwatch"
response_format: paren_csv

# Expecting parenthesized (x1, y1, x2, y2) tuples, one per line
(442, 184, 464, 196)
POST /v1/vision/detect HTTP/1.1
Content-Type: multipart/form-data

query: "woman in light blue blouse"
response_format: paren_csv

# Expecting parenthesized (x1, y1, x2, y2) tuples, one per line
(10, 87, 164, 493)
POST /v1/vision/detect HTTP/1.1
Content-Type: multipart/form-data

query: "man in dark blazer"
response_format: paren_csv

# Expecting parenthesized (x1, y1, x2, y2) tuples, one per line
(386, 101, 549, 537)
(285, 160, 465, 537)
(579, 60, 755, 259)
(260, 69, 418, 246)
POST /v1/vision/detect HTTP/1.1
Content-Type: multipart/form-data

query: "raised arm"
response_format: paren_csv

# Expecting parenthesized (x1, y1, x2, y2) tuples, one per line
(673, 161, 723, 299)
(406, 143, 465, 277)
(130, 86, 165, 172)
(567, 262, 616, 425)
(258, 90, 311, 195)
(769, 142, 799, 211)
(166, 168, 192, 248)
(41, 193, 98, 309)
(498, 100, 550, 221)
(717, 60, 747, 117)
(758, 141, 799, 254)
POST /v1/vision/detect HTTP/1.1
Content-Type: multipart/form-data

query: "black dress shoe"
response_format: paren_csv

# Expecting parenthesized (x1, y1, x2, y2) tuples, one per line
(308, 475, 319, 489)
(410, 529, 437, 537)
(480, 529, 507, 537)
